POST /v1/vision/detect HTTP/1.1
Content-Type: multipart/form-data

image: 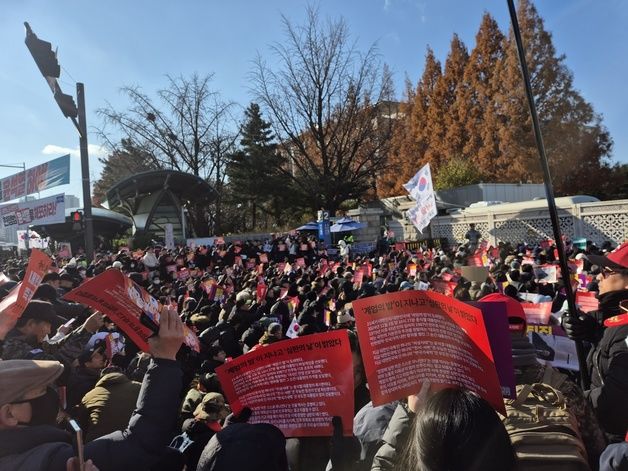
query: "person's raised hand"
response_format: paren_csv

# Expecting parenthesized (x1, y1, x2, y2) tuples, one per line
(148, 308, 184, 361)
(83, 312, 104, 334)
(408, 381, 432, 414)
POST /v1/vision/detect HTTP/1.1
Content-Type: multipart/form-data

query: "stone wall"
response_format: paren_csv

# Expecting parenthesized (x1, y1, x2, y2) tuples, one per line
(345, 199, 628, 246)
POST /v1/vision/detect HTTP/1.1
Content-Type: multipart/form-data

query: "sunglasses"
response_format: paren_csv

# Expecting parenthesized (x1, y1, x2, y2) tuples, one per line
(601, 267, 619, 278)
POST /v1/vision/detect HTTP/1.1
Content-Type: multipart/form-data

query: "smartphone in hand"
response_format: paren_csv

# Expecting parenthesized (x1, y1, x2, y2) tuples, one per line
(67, 419, 85, 471)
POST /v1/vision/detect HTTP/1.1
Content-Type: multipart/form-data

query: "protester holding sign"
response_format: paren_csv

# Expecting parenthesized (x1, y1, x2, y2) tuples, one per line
(215, 330, 354, 438)
(1, 300, 103, 371)
(352, 290, 504, 414)
(392, 387, 517, 471)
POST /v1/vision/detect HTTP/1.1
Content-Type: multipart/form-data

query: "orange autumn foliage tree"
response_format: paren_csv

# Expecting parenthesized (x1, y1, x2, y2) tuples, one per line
(379, 48, 441, 196)
(380, 0, 616, 199)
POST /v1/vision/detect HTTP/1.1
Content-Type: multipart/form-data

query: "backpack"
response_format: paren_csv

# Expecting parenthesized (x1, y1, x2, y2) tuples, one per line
(502, 367, 590, 471)
(170, 431, 195, 454)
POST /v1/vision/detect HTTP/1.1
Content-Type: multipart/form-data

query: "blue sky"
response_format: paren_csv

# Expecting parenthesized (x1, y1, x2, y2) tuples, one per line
(1, 0, 626, 205)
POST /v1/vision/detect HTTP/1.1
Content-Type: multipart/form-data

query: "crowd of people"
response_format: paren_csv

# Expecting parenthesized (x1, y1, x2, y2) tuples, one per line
(0, 230, 626, 471)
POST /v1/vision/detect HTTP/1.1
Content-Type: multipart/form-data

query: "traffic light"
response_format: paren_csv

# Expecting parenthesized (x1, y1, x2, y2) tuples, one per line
(24, 22, 60, 78)
(24, 22, 78, 119)
(54, 87, 78, 118)
(71, 211, 84, 231)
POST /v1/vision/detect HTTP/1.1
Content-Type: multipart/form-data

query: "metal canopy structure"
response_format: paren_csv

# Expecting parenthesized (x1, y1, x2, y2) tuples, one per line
(103, 170, 216, 240)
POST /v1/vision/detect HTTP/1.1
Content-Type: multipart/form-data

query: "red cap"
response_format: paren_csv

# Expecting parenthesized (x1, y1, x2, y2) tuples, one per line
(480, 293, 527, 331)
(587, 242, 628, 270)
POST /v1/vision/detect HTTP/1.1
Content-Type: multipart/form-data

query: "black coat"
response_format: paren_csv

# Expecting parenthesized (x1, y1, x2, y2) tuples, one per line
(197, 422, 287, 471)
(181, 418, 217, 471)
(0, 358, 182, 471)
(586, 289, 628, 440)
(66, 366, 100, 410)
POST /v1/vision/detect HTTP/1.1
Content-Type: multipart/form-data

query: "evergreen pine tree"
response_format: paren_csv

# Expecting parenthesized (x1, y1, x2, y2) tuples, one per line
(227, 103, 289, 230)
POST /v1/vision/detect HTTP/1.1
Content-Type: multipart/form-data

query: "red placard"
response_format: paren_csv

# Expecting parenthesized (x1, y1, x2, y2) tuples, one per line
(0, 249, 52, 338)
(521, 302, 552, 325)
(407, 263, 417, 277)
(431, 280, 457, 297)
(64, 269, 199, 353)
(353, 270, 364, 288)
(215, 330, 354, 437)
(576, 291, 599, 313)
(256, 281, 268, 303)
(352, 291, 504, 414)
(467, 254, 483, 267)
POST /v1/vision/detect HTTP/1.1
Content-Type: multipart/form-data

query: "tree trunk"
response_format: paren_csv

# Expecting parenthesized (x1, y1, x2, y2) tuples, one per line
(252, 201, 257, 231)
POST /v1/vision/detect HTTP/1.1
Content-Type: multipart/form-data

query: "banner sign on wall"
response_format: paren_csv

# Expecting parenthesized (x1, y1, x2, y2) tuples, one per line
(0, 194, 65, 230)
(0, 155, 70, 203)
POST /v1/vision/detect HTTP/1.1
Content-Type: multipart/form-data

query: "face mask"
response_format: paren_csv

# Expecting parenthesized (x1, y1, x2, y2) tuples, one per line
(22, 388, 59, 426)
(153, 279, 161, 285)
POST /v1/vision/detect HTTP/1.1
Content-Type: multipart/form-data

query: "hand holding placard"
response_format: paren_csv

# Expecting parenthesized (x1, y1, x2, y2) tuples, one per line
(352, 290, 505, 415)
(215, 330, 354, 437)
(148, 308, 185, 361)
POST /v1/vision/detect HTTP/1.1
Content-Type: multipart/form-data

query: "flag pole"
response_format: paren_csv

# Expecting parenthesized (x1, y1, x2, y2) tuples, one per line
(506, 0, 589, 389)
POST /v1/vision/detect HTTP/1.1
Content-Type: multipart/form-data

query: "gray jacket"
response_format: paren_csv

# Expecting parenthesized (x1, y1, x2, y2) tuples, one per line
(370, 402, 414, 471)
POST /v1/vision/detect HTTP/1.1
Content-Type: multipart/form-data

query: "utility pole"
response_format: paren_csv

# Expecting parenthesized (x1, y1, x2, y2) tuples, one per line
(24, 22, 94, 261)
(506, 0, 589, 389)
(76, 83, 94, 260)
